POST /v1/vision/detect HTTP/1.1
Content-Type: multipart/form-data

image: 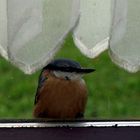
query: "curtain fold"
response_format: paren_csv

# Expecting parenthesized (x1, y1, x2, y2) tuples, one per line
(0, 0, 8, 59)
(0, 0, 80, 74)
(109, 0, 140, 72)
(73, 0, 111, 58)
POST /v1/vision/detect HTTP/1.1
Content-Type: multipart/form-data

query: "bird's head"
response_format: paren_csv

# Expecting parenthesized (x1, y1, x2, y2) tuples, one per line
(42, 59, 95, 80)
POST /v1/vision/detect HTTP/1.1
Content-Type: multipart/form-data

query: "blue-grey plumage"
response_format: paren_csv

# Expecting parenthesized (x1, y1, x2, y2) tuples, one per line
(33, 59, 95, 119)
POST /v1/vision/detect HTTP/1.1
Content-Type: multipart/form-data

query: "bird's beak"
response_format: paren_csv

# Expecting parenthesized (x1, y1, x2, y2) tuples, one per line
(77, 68, 95, 74)
(82, 68, 95, 73)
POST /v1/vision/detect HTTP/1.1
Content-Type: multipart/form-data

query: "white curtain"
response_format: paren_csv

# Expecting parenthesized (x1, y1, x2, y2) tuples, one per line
(73, 0, 111, 58)
(0, 0, 140, 74)
(109, 0, 140, 73)
(0, 0, 7, 59)
(0, 0, 80, 74)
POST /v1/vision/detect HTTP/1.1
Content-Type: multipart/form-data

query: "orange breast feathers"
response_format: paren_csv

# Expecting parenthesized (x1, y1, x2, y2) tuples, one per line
(33, 76, 88, 119)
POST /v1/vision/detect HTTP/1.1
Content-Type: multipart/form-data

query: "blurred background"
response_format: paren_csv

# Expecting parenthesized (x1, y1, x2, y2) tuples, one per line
(0, 35, 139, 119)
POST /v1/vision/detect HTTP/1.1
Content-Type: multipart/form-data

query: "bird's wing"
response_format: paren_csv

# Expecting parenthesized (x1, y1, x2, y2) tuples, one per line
(34, 71, 48, 105)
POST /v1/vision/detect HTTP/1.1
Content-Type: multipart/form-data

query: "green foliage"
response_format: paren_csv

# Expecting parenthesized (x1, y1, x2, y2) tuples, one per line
(0, 35, 139, 119)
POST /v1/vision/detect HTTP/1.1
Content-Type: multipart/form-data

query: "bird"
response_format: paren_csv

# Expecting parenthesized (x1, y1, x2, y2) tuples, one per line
(33, 58, 95, 119)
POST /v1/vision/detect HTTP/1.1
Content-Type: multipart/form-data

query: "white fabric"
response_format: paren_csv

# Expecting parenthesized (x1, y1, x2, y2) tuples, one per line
(0, 0, 8, 59)
(110, 0, 140, 72)
(0, 0, 79, 74)
(0, 0, 140, 74)
(73, 0, 111, 58)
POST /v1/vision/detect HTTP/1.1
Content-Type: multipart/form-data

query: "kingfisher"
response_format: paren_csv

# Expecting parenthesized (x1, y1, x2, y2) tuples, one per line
(33, 59, 95, 119)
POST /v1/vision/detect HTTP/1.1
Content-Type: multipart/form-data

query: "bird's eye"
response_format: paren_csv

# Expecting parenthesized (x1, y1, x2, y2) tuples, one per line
(65, 76, 70, 80)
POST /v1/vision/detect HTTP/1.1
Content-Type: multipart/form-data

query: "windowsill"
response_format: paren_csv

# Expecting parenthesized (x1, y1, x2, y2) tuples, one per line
(0, 119, 140, 128)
